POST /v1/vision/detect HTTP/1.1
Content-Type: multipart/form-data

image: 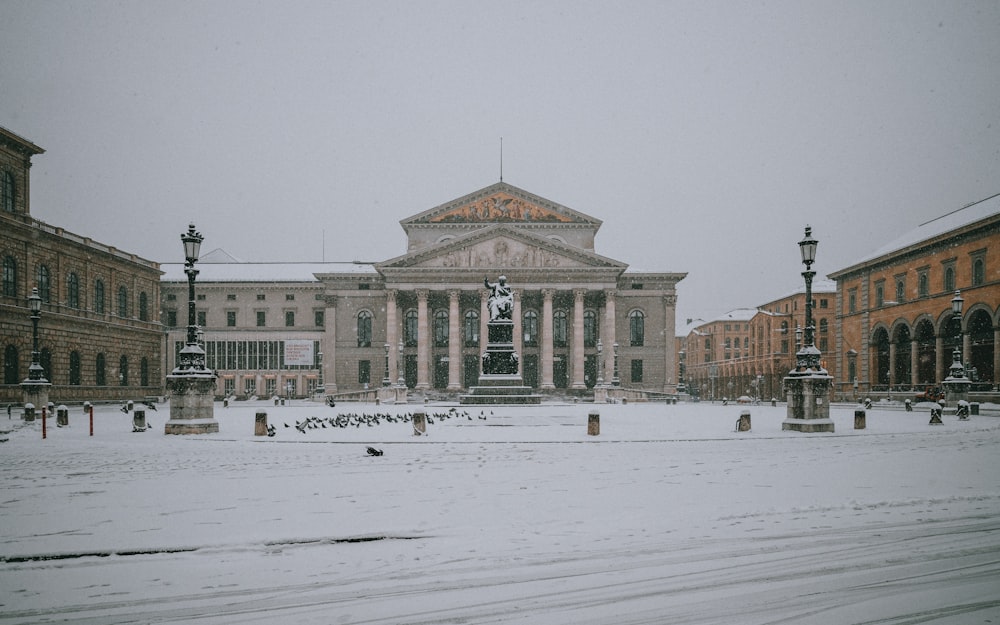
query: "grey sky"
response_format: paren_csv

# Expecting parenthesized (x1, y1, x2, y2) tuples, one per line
(3, 1, 998, 326)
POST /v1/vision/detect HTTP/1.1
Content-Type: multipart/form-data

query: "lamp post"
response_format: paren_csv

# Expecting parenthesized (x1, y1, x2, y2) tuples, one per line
(397, 338, 405, 386)
(612, 341, 620, 386)
(165, 223, 218, 435)
(26, 287, 47, 382)
(175, 223, 208, 373)
(596, 338, 605, 386)
(947, 290, 965, 380)
(383, 343, 391, 387)
(782, 225, 834, 432)
(677, 350, 686, 393)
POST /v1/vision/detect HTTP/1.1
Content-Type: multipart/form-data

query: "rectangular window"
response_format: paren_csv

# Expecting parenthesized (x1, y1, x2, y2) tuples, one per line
(197, 311, 206, 327)
(226, 311, 236, 327)
(197, 294, 206, 301)
(166, 310, 177, 327)
(285, 311, 295, 327)
(819, 299, 828, 309)
(315, 310, 324, 327)
(257, 294, 266, 301)
(256, 311, 266, 327)
(166, 293, 176, 301)
(227, 294, 237, 301)
(358, 360, 371, 384)
(848, 289, 857, 313)
(286, 294, 295, 301)
(630, 359, 643, 384)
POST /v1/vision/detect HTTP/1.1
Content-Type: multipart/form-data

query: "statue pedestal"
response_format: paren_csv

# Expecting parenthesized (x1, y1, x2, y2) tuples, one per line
(943, 376, 971, 408)
(21, 379, 51, 414)
(164, 373, 219, 434)
(782, 369, 835, 433)
(462, 319, 540, 405)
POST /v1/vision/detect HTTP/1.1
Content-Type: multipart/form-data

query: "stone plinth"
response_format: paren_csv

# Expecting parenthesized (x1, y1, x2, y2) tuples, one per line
(461, 318, 541, 405)
(21, 380, 51, 416)
(943, 376, 971, 408)
(165, 374, 219, 434)
(782, 370, 835, 433)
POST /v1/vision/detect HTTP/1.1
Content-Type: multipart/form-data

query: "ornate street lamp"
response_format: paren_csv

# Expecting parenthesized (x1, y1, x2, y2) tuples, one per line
(796, 226, 822, 371)
(26, 287, 47, 382)
(947, 290, 965, 379)
(612, 341, 620, 386)
(174, 223, 208, 373)
(383, 343, 391, 387)
(596, 338, 605, 386)
(397, 337, 405, 386)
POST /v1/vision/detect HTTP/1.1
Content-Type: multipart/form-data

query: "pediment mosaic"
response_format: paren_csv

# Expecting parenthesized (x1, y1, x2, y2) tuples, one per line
(429, 191, 574, 224)
(418, 237, 589, 269)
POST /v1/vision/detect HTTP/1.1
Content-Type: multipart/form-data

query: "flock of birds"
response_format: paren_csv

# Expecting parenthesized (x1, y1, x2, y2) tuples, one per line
(284, 407, 490, 434)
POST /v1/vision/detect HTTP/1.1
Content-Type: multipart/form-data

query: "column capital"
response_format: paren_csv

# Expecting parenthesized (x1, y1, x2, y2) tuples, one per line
(542, 288, 556, 299)
(662, 293, 677, 306)
(574, 288, 586, 301)
(415, 289, 429, 300)
(322, 294, 338, 308)
(448, 289, 460, 300)
(604, 288, 617, 299)
(386, 289, 397, 303)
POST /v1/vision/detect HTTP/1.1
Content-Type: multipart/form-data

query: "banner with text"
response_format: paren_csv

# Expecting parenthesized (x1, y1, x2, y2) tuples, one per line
(284, 340, 314, 366)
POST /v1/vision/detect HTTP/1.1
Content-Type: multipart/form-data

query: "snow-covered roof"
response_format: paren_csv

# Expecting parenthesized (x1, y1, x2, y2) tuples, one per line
(766, 278, 837, 303)
(840, 193, 1000, 272)
(161, 261, 377, 283)
(712, 308, 758, 322)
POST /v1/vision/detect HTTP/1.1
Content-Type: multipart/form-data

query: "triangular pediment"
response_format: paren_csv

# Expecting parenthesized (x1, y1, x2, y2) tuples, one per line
(377, 224, 624, 271)
(401, 182, 602, 226)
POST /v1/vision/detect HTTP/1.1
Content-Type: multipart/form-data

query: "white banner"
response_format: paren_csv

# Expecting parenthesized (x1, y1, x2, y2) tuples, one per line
(284, 340, 314, 366)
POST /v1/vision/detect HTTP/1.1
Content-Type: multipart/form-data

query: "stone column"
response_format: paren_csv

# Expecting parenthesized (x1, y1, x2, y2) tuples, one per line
(322, 295, 337, 393)
(572, 289, 586, 389)
(448, 290, 461, 389)
(604, 289, 617, 384)
(963, 334, 972, 371)
(935, 334, 945, 383)
(416, 290, 429, 390)
(910, 340, 920, 387)
(994, 328, 1000, 389)
(663, 293, 677, 393)
(386, 290, 398, 384)
(888, 342, 897, 386)
(541, 289, 555, 389)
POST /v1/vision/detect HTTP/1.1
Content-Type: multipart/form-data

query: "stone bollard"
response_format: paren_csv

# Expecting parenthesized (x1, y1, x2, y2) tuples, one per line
(127, 400, 134, 412)
(929, 405, 943, 425)
(24, 403, 35, 422)
(736, 410, 751, 432)
(223, 398, 229, 408)
(132, 408, 147, 432)
(375, 397, 381, 406)
(904, 399, 912, 412)
(970, 402, 980, 416)
(412, 411, 427, 435)
(956, 400, 970, 420)
(57, 405, 69, 427)
(588, 410, 600, 436)
(771, 398, 777, 407)
(854, 409, 866, 430)
(274, 397, 279, 406)
(255, 410, 268, 436)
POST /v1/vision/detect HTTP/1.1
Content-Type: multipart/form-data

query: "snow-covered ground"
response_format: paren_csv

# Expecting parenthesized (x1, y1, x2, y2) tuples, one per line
(2, 400, 999, 625)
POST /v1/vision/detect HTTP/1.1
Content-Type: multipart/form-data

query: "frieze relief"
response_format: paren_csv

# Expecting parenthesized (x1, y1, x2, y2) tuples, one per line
(430, 239, 578, 269)
(429, 192, 573, 224)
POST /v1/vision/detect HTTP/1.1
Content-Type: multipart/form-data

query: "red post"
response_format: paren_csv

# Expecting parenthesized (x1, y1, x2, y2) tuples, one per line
(89, 405, 94, 436)
(42, 406, 47, 439)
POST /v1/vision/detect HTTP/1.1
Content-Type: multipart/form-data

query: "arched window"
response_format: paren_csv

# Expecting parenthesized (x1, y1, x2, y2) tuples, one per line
(94, 279, 105, 314)
(781, 321, 789, 354)
(119, 355, 129, 386)
(69, 351, 82, 385)
(553, 310, 568, 347)
(944, 266, 955, 292)
(117, 285, 128, 317)
(357, 310, 373, 347)
(1, 170, 14, 212)
(523, 311, 538, 346)
(95, 353, 107, 386)
(67, 272, 80, 309)
(918, 272, 929, 297)
(895, 280, 905, 303)
(875, 283, 884, 308)
(3, 345, 18, 384)
(36, 265, 50, 303)
(404, 309, 418, 347)
(584, 310, 597, 347)
(464, 310, 479, 347)
(629, 310, 645, 346)
(972, 258, 985, 286)
(434, 310, 449, 347)
(2, 256, 16, 297)
(139, 292, 149, 321)
(140, 357, 149, 386)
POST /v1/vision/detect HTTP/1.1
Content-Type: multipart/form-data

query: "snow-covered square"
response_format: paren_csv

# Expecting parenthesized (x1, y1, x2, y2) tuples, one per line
(2, 400, 999, 624)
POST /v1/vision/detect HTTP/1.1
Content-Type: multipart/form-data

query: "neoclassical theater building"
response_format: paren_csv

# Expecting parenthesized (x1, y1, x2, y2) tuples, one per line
(161, 182, 686, 398)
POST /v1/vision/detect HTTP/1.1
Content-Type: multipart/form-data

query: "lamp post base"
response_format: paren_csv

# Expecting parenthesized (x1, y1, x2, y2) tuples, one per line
(165, 373, 218, 434)
(21, 379, 51, 412)
(942, 376, 971, 408)
(782, 370, 835, 433)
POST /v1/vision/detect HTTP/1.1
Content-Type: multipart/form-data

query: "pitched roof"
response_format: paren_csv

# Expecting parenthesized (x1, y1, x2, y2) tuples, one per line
(401, 181, 602, 226)
(161, 261, 376, 283)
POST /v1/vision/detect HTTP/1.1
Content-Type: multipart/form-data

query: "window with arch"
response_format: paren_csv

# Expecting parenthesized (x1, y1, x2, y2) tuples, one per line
(780, 321, 789, 354)
(3, 345, 18, 384)
(140, 357, 149, 386)
(629, 310, 645, 346)
(69, 351, 82, 385)
(2, 170, 14, 212)
(584, 310, 597, 348)
(117, 285, 128, 317)
(895, 279, 905, 303)
(944, 265, 956, 292)
(874, 283, 884, 308)
(94, 279, 105, 314)
(119, 355, 128, 386)
(553, 310, 568, 348)
(357, 310, 373, 347)
(464, 310, 479, 347)
(972, 256, 985, 287)
(404, 309, 418, 347)
(95, 353, 107, 386)
(37, 265, 50, 303)
(67, 272, 80, 309)
(139, 292, 149, 321)
(918, 271, 929, 298)
(2, 256, 16, 297)
(434, 310, 449, 347)
(523, 311, 538, 346)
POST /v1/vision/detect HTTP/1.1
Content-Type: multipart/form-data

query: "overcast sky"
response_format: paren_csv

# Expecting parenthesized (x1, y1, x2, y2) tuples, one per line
(3, 1, 998, 325)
